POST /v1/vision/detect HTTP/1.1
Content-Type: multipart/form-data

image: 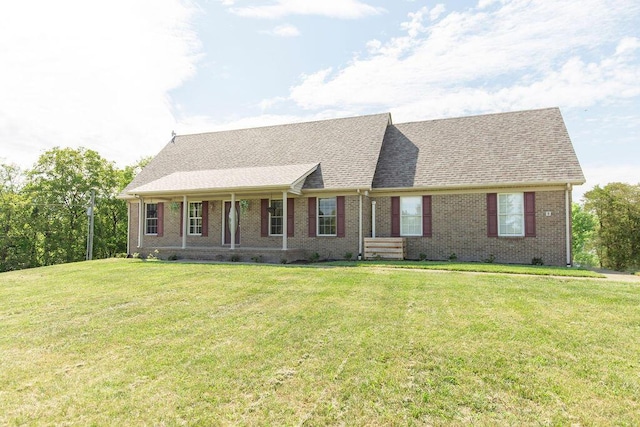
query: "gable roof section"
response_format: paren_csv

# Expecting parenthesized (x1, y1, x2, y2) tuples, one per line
(121, 113, 391, 197)
(372, 108, 585, 190)
(127, 163, 319, 196)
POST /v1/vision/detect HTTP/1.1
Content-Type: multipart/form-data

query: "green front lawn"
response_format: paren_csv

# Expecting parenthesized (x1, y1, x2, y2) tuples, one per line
(1, 259, 638, 425)
(326, 260, 604, 277)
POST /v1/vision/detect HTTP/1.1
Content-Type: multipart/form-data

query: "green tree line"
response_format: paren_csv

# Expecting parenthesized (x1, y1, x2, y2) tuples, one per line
(0, 147, 147, 272)
(573, 182, 640, 271)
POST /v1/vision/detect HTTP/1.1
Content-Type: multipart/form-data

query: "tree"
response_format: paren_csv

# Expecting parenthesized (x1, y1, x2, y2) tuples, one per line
(25, 147, 123, 265)
(584, 183, 640, 271)
(572, 202, 598, 267)
(0, 163, 39, 271)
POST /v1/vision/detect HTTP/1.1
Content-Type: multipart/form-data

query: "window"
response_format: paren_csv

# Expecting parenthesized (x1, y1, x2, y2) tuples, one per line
(317, 197, 337, 236)
(498, 193, 524, 236)
(400, 196, 422, 236)
(269, 199, 283, 236)
(145, 203, 158, 235)
(189, 202, 203, 235)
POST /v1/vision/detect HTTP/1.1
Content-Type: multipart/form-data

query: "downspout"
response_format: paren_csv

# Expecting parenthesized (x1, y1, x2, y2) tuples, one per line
(358, 190, 363, 260)
(565, 183, 572, 267)
(371, 200, 377, 238)
(182, 195, 188, 249)
(282, 191, 288, 251)
(230, 193, 236, 250)
(137, 196, 144, 248)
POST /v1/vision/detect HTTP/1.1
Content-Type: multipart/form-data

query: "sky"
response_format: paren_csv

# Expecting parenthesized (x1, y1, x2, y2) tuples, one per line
(1, 0, 638, 201)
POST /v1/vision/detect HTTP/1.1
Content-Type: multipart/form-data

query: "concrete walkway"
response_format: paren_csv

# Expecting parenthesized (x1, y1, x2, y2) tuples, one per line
(589, 268, 640, 282)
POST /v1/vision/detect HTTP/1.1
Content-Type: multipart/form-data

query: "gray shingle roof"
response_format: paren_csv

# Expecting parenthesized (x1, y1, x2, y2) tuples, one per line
(121, 113, 391, 197)
(128, 163, 318, 196)
(121, 107, 584, 198)
(372, 108, 585, 189)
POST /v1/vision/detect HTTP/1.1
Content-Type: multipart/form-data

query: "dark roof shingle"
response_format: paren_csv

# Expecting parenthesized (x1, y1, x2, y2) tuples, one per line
(122, 113, 390, 196)
(372, 108, 585, 189)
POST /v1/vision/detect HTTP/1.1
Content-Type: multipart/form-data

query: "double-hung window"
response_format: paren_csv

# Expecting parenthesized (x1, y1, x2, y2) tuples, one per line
(498, 193, 524, 236)
(269, 199, 283, 236)
(317, 197, 337, 236)
(189, 202, 203, 235)
(400, 196, 422, 236)
(145, 203, 158, 235)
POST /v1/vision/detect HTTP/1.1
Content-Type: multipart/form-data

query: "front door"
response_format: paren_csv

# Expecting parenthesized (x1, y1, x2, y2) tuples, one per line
(224, 201, 240, 245)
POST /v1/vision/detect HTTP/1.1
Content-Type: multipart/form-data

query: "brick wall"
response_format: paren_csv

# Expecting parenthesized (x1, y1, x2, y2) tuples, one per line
(372, 190, 569, 265)
(128, 190, 569, 265)
(128, 195, 366, 261)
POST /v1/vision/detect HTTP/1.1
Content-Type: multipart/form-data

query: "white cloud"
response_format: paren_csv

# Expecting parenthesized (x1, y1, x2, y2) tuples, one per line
(263, 24, 301, 37)
(229, 0, 385, 19)
(574, 164, 640, 202)
(429, 4, 446, 21)
(400, 6, 429, 37)
(175, 109, 358, 135)
(287, 0, 640, 120)
(0, 0, 201, 168)
(616, 37, 640, 56)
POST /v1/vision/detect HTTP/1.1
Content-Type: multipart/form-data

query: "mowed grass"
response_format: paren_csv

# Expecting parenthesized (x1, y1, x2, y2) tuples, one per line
(326, 260, 604, 278)
(1, 260, 638, 425)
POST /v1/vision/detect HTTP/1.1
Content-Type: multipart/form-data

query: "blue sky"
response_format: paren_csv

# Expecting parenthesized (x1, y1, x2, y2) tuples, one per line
(1, 0, 638, 200)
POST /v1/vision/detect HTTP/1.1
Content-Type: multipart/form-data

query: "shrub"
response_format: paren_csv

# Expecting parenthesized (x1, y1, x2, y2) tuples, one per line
(251, 255, 263, 263)
(230, 254, 240, 262)
(532, 257, 544, 266)
(419, 253, 427, 261)
(167, 254, 179, 261)
(448, 252, 458, 262)
(344, 252, 353, 261)
(484, 254, 495, 263)
(309, 252, 320, 263)
(280, 258, 288, 264)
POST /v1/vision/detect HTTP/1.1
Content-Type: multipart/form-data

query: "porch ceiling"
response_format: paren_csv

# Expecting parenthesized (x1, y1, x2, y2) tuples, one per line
(127, 163, 319, 197)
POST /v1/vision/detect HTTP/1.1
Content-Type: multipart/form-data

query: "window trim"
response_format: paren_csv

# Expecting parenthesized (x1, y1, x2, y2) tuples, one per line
(317, 197, 337, 237)
(400, 196, 423, 237)
(268, 199, 284, 236)
(498, 193, 525, 237)
(145, 203, 158, 235)
(188, 201, 203, 236)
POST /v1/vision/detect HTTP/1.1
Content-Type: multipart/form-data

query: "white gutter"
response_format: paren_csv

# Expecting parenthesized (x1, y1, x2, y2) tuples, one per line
(565, 183, 572, 267)
(371, 180, 586, 194)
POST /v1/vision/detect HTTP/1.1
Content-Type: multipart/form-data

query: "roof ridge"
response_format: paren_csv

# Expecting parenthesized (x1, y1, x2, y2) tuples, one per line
(174, 112, 391, 138)
(393, 107, 560, 127)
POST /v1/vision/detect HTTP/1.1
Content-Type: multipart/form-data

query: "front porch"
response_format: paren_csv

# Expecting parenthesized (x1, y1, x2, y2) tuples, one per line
(140, 246, 309, 264)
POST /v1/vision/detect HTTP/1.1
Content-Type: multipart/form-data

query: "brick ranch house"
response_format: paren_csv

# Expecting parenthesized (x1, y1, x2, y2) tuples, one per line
(120, 108, 585, 266)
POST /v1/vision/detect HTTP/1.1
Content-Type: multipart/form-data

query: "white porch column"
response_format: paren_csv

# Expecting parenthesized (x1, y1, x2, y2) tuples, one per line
(358, 191, 363, 260)
(371, 200, 377, 238)
(182, 195, 188, 249)
(127, 201, 131, 254)
(230, 192, 236, 250)
(138, 196, 144, 248)
(565, 184, 572, 267)
(282, 191, 288, 251)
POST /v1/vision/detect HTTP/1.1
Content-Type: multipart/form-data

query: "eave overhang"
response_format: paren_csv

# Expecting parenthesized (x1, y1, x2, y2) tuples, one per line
(124, 163, 319, 199)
